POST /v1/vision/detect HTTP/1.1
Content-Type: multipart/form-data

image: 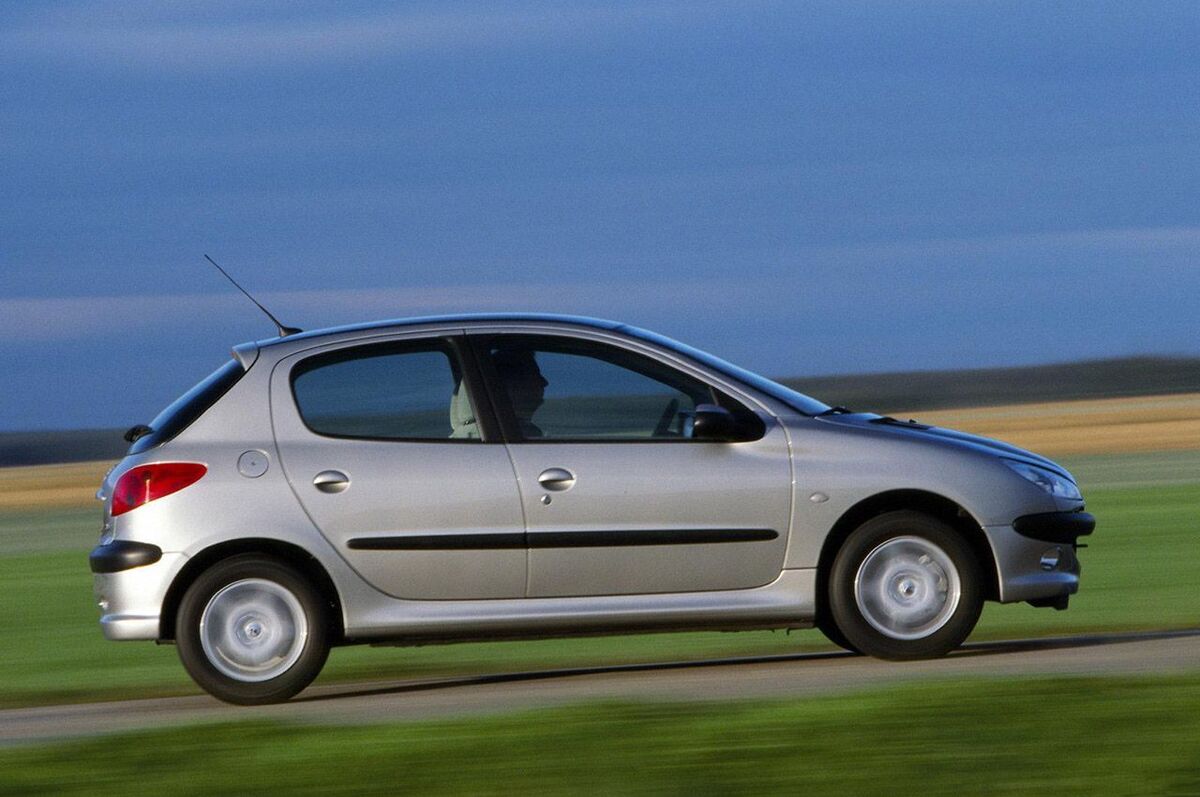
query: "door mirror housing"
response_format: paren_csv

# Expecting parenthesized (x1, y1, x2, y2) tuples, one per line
(690, 404, 741, 441)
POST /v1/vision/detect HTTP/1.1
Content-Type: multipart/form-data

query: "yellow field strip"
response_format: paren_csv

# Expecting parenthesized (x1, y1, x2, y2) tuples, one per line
(2, 392, 1199, 510)
(0, 461, 114, 511)
(904, 392, 1200, 457)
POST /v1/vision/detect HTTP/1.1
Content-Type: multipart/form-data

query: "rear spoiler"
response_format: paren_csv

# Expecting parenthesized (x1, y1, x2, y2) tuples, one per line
(232, 342, 260, 371)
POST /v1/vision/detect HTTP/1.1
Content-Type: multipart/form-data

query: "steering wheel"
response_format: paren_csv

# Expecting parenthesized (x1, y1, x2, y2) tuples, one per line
(652, 398, 680, 437)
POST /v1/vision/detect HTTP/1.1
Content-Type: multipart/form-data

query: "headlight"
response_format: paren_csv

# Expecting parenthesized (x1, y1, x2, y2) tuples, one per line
(1003, 460, 1082, 500)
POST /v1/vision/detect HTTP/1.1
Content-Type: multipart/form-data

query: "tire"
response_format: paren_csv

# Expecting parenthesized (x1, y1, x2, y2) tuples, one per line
(828, 511, 983, 661)
(176, 555, 331, 705)
(815, 613, 860, 654)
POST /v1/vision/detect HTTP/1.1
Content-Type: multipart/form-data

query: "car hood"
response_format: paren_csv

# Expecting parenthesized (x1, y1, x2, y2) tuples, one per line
(815, 412, 1073, 479)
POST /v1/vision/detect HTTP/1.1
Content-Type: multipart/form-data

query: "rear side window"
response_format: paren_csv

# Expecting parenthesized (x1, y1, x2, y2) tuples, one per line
(291, 340, 479, 441)
(129, 359, 246, 454)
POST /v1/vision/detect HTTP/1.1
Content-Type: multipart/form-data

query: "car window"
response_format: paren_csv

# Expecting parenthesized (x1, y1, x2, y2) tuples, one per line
(483, 336, 719, 441)
(291, 340, 480, 441)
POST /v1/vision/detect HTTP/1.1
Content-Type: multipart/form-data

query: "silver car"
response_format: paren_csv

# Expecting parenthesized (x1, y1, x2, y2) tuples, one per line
(90, 314, 1094, 704)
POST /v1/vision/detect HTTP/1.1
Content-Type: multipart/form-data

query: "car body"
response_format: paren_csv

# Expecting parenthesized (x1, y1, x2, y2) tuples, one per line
(90, 314, 1094, 703)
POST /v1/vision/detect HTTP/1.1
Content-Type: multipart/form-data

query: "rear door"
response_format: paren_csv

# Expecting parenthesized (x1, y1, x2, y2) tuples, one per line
(270, 332, 527, 600)
(474, 332, 793, 598)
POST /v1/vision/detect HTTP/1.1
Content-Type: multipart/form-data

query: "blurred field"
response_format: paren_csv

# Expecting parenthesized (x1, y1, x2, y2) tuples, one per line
(2, 403, 1199, 792)
(0, 393, 1196, 708)
(0, 462, 111, 511)
(1, 472, 1197, 708)
(910, 392, 1200, 456)
(3, 392, 1198, 513)
(4, 676, 1200, 794)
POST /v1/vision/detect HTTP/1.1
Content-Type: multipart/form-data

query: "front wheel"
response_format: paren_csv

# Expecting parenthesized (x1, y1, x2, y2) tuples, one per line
(176, 555, 330, 705)
(828, 511, 983, 660)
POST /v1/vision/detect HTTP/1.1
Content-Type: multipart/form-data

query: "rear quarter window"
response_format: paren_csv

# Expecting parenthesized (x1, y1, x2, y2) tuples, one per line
(128, 359, 246, 454)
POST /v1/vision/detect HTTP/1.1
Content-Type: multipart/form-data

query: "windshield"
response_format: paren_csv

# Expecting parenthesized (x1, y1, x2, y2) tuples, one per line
(128, 359, 246, 454)
(619, 325, 831, 416)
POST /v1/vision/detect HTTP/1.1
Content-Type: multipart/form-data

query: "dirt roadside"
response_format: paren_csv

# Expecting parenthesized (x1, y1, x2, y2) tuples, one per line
(2, 630, 1197, 745)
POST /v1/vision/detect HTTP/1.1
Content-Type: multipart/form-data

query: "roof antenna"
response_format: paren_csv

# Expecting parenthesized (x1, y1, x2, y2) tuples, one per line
(203, 254, 302, 337)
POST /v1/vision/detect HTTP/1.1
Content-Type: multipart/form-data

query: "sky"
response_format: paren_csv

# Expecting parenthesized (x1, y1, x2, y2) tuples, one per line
(2, 1, 1198, 431)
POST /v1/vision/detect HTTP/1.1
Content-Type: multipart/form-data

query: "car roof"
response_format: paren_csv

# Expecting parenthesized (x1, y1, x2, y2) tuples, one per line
(240, 313, 625, 361)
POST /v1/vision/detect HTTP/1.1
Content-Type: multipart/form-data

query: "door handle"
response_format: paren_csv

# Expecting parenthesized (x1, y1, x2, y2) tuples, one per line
(537, 467, 576, 492)
(313, 470, 350, 494)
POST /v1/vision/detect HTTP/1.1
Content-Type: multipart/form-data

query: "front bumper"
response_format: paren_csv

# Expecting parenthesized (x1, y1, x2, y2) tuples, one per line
(1013, 510, 1095, 545)
(983, 513, 1092, 605)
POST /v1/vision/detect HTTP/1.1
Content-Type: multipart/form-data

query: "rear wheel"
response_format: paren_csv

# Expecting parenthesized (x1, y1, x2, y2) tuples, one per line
(176, 555, 330, 705)
(815, 614, 860, 653)
(829, 511, 983, 660)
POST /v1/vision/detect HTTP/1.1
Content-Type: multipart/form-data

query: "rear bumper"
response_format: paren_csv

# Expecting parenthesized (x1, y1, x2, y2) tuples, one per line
(99, 614, 161, 641)
(93, 551, 186, 641)
(89, 540, 163, 573)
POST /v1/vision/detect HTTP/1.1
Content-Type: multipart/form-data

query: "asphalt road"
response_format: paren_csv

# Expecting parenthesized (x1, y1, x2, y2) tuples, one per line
(4, 629, 1199, 745)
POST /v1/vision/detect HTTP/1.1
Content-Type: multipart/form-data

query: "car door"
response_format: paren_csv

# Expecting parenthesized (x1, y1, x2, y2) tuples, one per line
(270, 332, 527, 600)
(473, 331, 793, 598)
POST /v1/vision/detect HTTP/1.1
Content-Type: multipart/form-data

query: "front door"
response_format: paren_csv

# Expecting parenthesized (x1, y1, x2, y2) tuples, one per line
(474, 333, 792, 598)
(271, 333, 527, 600)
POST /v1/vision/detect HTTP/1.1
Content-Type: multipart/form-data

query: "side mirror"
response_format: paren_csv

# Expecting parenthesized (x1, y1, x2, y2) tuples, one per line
(689, 404, 739, 441)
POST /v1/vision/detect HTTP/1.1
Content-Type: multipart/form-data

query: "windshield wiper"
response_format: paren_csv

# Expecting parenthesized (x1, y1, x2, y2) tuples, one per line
(870, 415, 931, 430)
(816, 406, 854, 416)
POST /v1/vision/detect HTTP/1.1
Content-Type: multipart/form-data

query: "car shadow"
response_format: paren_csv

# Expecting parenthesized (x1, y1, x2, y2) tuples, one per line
(296, 628, 1200, 704)
(295, 649, 857, 703)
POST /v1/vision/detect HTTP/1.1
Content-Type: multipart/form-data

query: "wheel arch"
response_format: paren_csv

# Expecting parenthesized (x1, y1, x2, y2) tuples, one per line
(815, 489, 999, 619)
(159, 539, 345, 644)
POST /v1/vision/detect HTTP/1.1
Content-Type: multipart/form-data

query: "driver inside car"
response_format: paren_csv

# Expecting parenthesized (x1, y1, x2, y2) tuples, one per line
(492, 347, 548, 438)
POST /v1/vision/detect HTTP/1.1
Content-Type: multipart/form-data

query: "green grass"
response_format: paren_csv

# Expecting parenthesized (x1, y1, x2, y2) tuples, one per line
(1064, 449, 1200, 490)
(0, 506, 97, 556)
(3, 676, 1200, 794)
(1, 475, 1198, 708)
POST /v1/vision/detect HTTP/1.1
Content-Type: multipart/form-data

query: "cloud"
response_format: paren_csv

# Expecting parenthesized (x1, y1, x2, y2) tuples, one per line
(1, 1, 745, 71)
(6, 224, 1196, 345)
(789, 225, 1200, 267)
(0, 278, 753, 344)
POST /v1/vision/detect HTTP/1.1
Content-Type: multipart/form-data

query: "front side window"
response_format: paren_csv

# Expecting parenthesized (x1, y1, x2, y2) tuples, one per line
(291, 340, 480, 441)
(483, 336, 726, 441)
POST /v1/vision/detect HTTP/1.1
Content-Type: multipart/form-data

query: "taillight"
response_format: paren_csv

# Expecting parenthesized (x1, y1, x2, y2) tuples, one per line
(111, 463, 207, 517)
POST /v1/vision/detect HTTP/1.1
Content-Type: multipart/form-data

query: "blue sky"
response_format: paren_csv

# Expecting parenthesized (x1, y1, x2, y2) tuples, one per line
(2, 1, 1198, 431)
